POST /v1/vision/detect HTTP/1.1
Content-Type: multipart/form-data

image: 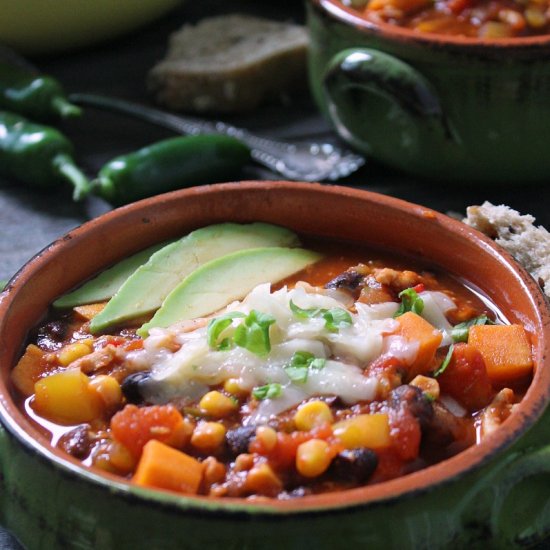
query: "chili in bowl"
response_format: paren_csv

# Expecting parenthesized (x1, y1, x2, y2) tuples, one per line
(338, 0, 550, 38)
(0, 182, 548, 548)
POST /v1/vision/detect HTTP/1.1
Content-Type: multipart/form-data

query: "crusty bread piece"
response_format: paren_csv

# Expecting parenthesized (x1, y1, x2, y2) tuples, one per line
(464, 201, 550, 298)
(148, 14, 309, 114)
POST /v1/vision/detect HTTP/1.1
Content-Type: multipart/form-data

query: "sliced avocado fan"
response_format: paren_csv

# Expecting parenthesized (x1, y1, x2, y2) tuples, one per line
(53, 241, 170, 308)
(90, 223, 299, 334)
(138, 246, 322, 337)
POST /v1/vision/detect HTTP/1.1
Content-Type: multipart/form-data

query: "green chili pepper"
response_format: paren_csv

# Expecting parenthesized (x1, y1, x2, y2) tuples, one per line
(92, 134, 251, 206)
(0, 111, 90, 200)
(0, 61, 81, 121)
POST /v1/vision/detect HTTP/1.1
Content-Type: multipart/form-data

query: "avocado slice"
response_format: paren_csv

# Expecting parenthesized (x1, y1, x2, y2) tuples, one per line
(53, 241, 171, 308)
(89, 223, 299, 333)
(137, 246, 322, 337)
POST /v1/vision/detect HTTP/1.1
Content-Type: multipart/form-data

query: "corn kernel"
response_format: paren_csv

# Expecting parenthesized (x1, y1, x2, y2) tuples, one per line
(410, 375, 440, 401)
(525, 6, 547, 27)
(89, 375, 122, 410)
(191, 421, 226, 453)
(255, 426, 278, 452)
(58, 341, 93, 366)
(108, 441, 137, 474)
(199, 391, 237, 418)
(202, 456, 227, 486)
(234, 453, 255, 472)
(294, 400, 334, 431)
(245, 463, 282, 496)
(332, 414, 391, 450)
(92, 444, 116, 473)
(223, 378, 247, 397)
(296, 439, 331, 478)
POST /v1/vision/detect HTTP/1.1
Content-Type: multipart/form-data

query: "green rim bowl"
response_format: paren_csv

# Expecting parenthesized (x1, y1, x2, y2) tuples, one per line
(0, 181, 549, 549)
(307, 0, 550, 183)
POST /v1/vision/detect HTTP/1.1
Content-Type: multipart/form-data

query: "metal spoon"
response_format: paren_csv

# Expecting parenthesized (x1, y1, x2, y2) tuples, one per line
(69, 93, 366, 182)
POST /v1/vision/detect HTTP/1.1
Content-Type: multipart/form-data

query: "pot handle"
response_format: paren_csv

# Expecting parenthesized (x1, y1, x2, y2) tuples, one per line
(461, 443, 550, 545)
(322, 48, 457, 153)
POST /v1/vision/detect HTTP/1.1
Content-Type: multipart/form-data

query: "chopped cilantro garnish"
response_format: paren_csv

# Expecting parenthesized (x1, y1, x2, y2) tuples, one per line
(433, 344, 454, 377)
(451, 314, 495, 343)
(284, 350, 326, 383)
(207, 312, 245, 350)
(289, 300, 352, 332)
(394, 287, 424, 318)
(252, 382, 283, 400)
(233, 309, 276, 357)
(289, 300, 325, 319)
(323, 308, 352, 332)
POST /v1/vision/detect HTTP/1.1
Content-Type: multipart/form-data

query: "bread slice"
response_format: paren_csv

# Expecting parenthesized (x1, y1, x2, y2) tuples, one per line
(148, 14, 309, 114)
(464, 202, 550, 298)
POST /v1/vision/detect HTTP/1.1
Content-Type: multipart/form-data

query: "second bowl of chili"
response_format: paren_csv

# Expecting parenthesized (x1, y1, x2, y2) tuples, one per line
(307, 0, 550, 183)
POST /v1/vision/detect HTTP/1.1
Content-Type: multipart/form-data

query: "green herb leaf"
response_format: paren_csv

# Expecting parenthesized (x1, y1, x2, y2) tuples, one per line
(233, 309, 276, 356)
(451, 314, 495, 343)
(252, 382, 283, 400)
(323, 308, 352, 332)
(394, 288, 424, 318)
(284, 365, 309, 383)
(289, 300, 325, 319)
(207, 312, 245, 350)
(433, 344, 454, 377)
(283, 351, 327, 384)
(290, 300, 352, 333)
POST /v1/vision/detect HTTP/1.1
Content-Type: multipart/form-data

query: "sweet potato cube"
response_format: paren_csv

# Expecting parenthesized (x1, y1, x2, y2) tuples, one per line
(468, 324, 533, 383)
(33, 367, 102, 424)
(133, 440, 204, 495)
(11, 344, 46, 396)
(73, 303, 105, 321)
(395, 312, 443, 377)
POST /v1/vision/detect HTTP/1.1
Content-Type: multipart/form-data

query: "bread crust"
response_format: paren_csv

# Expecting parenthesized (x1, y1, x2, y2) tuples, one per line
(464, 201, 550, 298)
(148, 15, 309, 114)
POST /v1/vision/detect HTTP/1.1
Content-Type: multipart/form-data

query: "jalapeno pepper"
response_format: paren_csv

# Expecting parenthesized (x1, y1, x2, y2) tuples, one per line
(0, 111, 90, 200)
(0, 61, 81, 121)
(92, 134, 251, 206)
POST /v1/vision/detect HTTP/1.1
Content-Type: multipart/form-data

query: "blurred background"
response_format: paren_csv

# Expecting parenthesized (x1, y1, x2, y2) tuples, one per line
(1, 0, 549, 281)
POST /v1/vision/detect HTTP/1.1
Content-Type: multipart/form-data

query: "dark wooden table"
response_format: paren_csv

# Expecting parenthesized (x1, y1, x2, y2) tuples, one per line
(1, 0, 549, 547)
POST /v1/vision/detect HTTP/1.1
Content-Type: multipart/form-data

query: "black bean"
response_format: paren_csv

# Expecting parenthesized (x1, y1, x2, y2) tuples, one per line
(35, 319, 69, 350)
(330, 449, 378, 484)
(324, 270, 364, 291)
(58, 426, 92, 459)
(121, 372, 153, 404)
(389, 384, 434, 430)
(226, 425, 256, 456)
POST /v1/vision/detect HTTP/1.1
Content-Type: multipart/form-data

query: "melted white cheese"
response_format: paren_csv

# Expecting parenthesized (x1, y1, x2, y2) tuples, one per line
(128, 284, 454, 419)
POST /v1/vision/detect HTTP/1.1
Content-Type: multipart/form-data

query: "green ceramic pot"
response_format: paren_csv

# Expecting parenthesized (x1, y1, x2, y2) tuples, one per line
(0, 182, 549, 549)
(307, 0, 550, 183)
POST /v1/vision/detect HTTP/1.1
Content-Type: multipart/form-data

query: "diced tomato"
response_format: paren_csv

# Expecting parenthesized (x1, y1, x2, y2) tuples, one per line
(111, 404, 190, 458)
(438, 343, 494, 411)
(96, 335, 128, 349)
(251, 424, 333, 469)
(413, 283, 425, 294)
(447, 0, 472, 14)
(123, 339, 144, 352)
(388, 406, 422, 461)
(370, 448, 406, 483)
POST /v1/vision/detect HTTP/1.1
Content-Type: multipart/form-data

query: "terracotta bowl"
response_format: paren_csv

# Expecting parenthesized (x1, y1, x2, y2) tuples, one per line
(0, 181, 549, 548)
(307, 0, 550, 183)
